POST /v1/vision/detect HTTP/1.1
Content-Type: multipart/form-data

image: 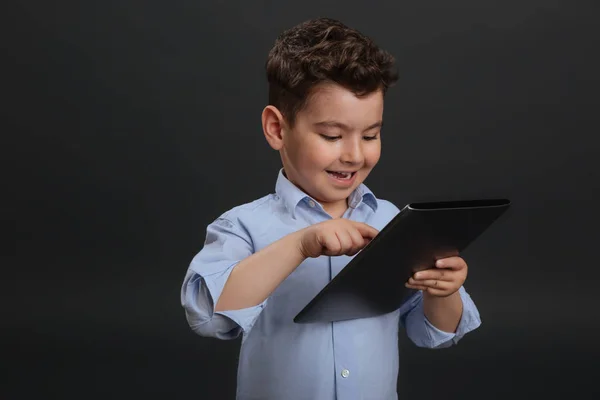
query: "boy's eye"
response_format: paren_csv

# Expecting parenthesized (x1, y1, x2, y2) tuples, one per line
(363, 135, 379, 141)
(320, 134, 341, 141)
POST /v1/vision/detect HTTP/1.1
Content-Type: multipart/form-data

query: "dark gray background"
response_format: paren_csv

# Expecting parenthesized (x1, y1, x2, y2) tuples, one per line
(6, 0, 599, 399)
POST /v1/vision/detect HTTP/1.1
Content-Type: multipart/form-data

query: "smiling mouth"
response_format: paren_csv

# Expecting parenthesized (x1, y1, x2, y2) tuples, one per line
(326, 171, 356, 180)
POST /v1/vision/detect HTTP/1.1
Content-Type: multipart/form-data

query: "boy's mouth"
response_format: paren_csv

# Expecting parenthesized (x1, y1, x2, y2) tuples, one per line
(326, 171, 356, 180)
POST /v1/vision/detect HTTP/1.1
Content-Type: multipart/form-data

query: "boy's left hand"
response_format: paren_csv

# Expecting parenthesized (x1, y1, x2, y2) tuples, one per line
(405, 256, 468, 297)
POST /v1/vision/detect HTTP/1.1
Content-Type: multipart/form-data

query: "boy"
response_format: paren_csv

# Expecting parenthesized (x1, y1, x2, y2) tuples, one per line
(181, 18, 481, 400)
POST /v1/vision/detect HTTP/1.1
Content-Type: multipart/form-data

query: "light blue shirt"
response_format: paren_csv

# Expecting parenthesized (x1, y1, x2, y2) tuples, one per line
(181, 169, 481, 400)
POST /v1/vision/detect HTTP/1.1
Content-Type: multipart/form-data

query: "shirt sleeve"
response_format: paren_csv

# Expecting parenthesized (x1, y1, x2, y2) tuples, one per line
(399, 286, 482, 349)
(180, 217, 267, 340)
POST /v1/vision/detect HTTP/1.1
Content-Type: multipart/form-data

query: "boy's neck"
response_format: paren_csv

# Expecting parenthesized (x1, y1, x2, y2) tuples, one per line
(321, 199, 350, 219)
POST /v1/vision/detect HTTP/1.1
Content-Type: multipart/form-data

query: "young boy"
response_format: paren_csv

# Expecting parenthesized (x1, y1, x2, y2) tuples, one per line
(181, 18, 481, 400)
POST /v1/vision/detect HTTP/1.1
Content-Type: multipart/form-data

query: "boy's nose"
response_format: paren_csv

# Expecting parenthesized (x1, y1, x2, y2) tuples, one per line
(340, 142, 364, 165)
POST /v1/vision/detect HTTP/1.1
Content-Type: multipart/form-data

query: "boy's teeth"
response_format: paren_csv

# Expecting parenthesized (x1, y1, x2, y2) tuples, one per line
(329, 171, 351, 179)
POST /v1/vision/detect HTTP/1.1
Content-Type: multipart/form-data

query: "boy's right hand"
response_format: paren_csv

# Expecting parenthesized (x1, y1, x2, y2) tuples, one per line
(298, 219, 379, 259)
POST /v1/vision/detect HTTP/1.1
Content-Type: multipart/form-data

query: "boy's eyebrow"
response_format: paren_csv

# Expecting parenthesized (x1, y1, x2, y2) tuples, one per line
(313, 120, 384, 131)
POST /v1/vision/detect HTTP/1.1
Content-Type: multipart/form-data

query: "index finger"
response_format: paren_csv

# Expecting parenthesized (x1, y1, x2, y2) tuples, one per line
(350, 221, 379, 239)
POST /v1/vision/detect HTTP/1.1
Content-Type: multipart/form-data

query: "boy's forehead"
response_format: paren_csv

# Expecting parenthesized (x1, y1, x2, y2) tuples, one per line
(301, 83, 384, 126)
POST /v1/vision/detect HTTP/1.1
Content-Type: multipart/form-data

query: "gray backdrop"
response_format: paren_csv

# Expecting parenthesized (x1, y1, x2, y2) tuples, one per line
(7, 0, 599, 399)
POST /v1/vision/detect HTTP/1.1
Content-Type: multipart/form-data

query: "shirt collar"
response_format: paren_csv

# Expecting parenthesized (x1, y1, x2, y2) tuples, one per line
(274, 168, 378, 218)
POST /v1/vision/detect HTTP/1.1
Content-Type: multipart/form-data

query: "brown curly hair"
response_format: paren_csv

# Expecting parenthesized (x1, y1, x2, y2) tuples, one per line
(266, 18, 398, 126)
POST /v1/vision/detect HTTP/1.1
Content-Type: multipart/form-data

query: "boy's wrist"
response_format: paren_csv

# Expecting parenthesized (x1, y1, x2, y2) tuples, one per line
(292, 230, 311, 261)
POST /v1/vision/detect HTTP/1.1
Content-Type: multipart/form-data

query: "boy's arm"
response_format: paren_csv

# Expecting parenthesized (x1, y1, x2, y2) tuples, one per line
(181, 216, 284, 340)
(214, 230, 306, 312)
(181, 216, 311, 340)
(399, 286, 481, 349)
(182, 216, 377, 339)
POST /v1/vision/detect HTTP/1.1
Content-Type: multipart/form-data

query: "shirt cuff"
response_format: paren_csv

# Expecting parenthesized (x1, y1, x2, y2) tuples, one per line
(183, 263, 266, 339)
(404, 286, 482, 348)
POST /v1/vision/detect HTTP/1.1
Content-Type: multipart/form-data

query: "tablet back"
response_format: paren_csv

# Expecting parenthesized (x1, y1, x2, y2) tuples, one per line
(293, 198, 511, 324)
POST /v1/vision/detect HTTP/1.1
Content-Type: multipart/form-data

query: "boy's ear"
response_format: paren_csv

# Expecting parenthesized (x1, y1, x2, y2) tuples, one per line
(262, 105, 287, 150)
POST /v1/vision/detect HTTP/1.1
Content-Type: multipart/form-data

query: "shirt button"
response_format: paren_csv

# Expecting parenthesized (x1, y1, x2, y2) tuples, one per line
(341, 369, 350, 378)
(308, 200, 316, 208)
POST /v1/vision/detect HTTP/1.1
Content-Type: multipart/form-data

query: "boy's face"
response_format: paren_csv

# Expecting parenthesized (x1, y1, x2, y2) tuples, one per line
(279, 82, 383, 213)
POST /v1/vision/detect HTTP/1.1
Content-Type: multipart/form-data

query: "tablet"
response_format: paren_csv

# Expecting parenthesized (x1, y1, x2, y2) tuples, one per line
(293, 198, 511, 324)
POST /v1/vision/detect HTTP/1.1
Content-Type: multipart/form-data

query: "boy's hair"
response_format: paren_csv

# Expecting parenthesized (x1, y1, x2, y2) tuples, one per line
(266, 18, 399, 126)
